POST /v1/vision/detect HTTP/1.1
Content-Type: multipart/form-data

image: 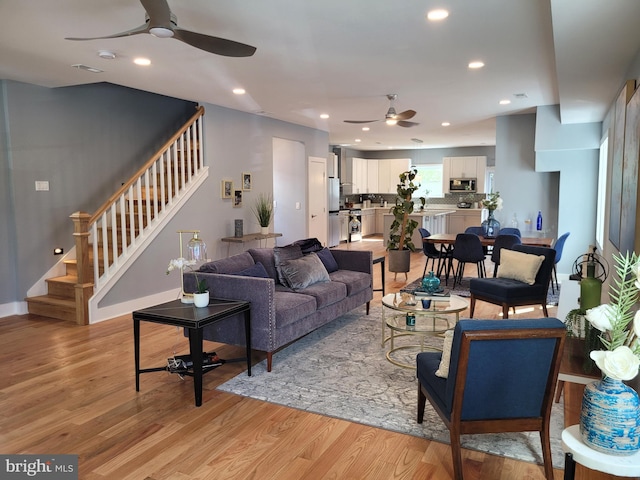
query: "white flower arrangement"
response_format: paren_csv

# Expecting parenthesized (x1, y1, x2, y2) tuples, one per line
(481, 191, 503, 211)
(585, 252, 640, 381)
(167, 257, 207, 294)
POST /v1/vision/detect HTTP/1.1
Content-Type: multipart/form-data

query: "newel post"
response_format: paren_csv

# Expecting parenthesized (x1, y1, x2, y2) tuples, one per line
(70, 211, 93, 325)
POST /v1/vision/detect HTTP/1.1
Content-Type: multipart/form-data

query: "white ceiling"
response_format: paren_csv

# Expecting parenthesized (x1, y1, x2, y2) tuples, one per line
(1, 0, 640, 151)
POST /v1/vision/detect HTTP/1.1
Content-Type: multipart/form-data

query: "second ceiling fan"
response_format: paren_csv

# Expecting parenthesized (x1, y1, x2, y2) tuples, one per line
(344, 94, 419, 128)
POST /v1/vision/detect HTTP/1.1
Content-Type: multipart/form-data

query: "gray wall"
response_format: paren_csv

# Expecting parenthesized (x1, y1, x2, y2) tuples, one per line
(0, 80, 196, 305)
(99, 103, 330, 308)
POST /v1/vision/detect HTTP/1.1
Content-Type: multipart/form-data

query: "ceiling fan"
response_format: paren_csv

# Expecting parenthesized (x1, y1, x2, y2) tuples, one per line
(344, 94, 419, 127)
(65, 0, 256, 58)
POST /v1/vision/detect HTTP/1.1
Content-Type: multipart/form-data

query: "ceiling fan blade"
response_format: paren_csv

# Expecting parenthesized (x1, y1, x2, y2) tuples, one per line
(65, 23, 149, 41)
(173, 28, 256, 57)
(395, 110, 416, 121)
(344, 119, 379, 124)
(140, 0, 172, 28)
(397, 120, 419, 128)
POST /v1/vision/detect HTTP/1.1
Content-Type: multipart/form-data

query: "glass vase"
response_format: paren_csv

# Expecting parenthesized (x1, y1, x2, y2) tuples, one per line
(421, 271, 441, 293)
(481, 209, 500, 237)
(580, 376, 640, 455)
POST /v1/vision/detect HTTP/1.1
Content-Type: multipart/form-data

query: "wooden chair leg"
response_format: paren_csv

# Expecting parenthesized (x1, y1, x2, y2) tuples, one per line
(449, 431, 465, 480)
(539, 426, 554, 480)
(267, 352, 273, 372)
(542, 303, 549, 317)
(469, 295, 476, 318)
(502, 304, 510, 319)
(554, 380, 565, 403)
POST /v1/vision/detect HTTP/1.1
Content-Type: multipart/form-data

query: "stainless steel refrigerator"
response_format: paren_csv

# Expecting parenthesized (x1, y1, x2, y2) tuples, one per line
(327, 177, 340, 247)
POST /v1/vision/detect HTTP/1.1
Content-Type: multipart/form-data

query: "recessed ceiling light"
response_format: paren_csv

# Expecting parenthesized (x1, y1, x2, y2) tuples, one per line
(233, 88, 246, 95)
(468, 61, 485, 69)
(427, 9, 449, 21)
(98, 50, 116, 60)
(355, 138, 361, 143)
(499, 99, 511, 105)
(133, 57, 151, 66)
(441, 122, 450, 127)
(320, 113, 329, 119)
(362, 127, 370, 131)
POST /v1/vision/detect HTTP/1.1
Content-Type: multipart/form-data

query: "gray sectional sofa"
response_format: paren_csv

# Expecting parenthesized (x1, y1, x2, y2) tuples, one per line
(183, 245, 373, 371)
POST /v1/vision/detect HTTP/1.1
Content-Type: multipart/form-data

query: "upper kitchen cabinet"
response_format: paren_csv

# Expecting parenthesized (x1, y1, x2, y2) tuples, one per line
(342, 157, 410, 194)
(442, 156, 487, 193)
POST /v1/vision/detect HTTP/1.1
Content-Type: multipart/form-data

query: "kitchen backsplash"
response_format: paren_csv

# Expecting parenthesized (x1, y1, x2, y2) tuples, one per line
(341, 192, 487, 207)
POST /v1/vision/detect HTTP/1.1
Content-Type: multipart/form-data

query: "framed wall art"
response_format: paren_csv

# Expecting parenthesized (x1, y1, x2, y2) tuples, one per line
(221, 180, 233, 199)
(233, 189, 243, 208)
(242, 172, 252, 191)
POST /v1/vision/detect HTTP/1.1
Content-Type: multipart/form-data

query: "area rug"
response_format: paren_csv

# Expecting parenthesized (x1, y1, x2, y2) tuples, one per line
(403, 277, 561, 306)
(218, 305, 565, 469)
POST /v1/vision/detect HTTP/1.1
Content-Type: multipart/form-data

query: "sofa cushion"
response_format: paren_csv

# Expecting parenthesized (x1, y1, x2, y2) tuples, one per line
(297, 280, 347, 309)
(199, 251, 254, 274)
(280, 252, 330, 290)
(315, 247, 339, 273)
(230, 262, 270, 278)
(273, 291, 317, 328)
(328, 269, 371, 296)
(273, 244, 304, 285)
(498, 249, 544, 285)
(247, 248, 279, 281)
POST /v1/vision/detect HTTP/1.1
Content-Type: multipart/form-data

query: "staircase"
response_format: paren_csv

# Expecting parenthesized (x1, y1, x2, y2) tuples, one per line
(26, 106, 207, 325)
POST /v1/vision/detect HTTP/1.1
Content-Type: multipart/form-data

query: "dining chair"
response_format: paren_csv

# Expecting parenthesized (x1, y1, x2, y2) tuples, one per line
(418, 228, 452, 281)
(464, 226, 490, 256)
(551, 232, 570, 294)
(490, 233, 521, 277)
(450, 233, 486, 287)
(498, 227, 521, 237)
(416, 318, 565, 480)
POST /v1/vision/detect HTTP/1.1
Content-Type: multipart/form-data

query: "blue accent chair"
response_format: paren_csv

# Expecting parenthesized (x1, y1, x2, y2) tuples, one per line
(551, 232, 570, 294)
(468, 244, 555, 319)
(416, 318, 565, 480)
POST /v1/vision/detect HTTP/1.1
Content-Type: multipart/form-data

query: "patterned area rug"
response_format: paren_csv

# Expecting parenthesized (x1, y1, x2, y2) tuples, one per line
(403, 276, 561, 306)
(218, 305, 565, 469)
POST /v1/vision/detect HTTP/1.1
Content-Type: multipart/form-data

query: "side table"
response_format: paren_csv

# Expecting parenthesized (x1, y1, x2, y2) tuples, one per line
(562, 424, 640, 479)
(372, 256, 385, 296)
(133, 298, 251, 407)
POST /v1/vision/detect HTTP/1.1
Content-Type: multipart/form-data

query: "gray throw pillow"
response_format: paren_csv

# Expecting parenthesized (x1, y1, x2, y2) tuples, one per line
(280, 252, 330, 290)
(273, 244, 303, 285)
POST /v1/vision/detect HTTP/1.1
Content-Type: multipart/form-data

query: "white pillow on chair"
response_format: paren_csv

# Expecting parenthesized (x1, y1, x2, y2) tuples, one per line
(435, 329, 455, 378)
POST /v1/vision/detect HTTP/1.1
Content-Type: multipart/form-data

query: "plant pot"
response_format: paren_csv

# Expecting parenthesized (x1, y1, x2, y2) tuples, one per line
(193, 292, 210, 308)
(260, 226, 269, 235)
(388, 249, 411, 273)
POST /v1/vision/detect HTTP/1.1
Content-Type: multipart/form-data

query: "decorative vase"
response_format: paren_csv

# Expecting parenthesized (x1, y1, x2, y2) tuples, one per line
(192, 292, 210, 308)
(260, 226, 269, 235)
(481, 209, 500, 237)
(421, 271, 441, 293)
(580, 376, 640, 455)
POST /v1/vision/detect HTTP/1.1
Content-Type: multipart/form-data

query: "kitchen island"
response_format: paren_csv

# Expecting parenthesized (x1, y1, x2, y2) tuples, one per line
(382, 209, 455, 247)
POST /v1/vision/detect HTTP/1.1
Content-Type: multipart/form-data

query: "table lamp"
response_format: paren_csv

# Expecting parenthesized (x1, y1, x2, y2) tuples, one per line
(177, 230, 207, 303)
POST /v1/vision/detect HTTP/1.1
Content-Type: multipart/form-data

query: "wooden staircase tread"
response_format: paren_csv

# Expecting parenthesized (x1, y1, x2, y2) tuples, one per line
(46, 275, 78, 284)
(25, 295, 75, 306)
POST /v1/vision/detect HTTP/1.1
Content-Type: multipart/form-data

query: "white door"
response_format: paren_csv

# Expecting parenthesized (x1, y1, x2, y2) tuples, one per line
(308, 156, 327, 245)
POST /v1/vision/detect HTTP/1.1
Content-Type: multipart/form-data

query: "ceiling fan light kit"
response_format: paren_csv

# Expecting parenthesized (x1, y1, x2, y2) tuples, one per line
(65, 0, 256, 57)
(344, 94, 419, 128)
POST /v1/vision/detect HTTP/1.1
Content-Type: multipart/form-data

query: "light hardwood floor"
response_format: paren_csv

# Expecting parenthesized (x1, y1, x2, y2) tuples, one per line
(0, 236, 616, 479)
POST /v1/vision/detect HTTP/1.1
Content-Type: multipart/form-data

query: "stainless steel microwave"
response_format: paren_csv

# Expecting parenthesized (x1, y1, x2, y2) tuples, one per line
(449, 178, 476, 192)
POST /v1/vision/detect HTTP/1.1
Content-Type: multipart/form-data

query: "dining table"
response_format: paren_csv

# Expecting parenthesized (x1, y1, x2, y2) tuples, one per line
(423, 233, 554, 247)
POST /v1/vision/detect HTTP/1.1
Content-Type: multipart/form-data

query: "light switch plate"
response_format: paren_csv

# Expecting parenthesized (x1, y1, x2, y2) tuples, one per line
(35, 181, 49, 191)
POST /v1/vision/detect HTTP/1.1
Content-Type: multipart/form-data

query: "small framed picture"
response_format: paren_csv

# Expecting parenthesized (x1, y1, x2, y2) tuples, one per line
(242, 172, 252, 191)
(233, 189, 243, 208)
(221, 180, 233, 199)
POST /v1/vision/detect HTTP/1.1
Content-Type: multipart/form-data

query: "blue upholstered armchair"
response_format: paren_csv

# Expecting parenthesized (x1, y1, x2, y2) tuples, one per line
(416, 318, 565, 480)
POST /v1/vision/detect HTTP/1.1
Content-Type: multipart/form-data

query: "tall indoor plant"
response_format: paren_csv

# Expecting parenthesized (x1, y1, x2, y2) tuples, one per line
(387, 169, 425, 276)
(252, 193, 273, 234)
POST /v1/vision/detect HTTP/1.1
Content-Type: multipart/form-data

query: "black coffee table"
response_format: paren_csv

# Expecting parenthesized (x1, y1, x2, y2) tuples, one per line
(133, 298, 251, 407)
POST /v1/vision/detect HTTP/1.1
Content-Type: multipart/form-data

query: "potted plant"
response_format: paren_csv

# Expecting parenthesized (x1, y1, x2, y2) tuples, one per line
(252, 193, 273, 234)
(387, 169, 426, 276)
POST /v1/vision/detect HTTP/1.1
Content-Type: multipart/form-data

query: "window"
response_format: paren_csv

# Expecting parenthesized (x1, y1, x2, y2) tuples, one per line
(413, 164, 443, 198)
(595, 136, 608, 250)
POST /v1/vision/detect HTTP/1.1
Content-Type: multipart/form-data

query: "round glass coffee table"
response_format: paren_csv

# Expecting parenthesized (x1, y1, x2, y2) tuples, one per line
(381, 292, 469, 368)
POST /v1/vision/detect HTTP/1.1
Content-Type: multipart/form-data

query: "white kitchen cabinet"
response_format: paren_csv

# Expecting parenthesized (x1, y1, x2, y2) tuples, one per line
(367, 159, 379, 193)
(377, 158, 411, 193)
(442, 156, 487, 193)
(361, 209, 376, 237)
(447, 210, 483, 233)
(375, 207, 387, 234)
